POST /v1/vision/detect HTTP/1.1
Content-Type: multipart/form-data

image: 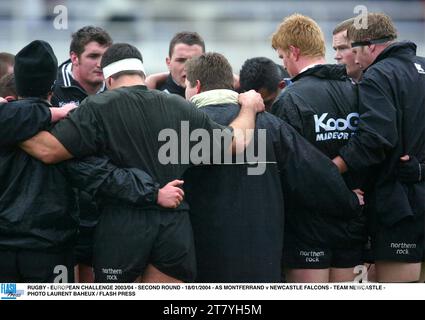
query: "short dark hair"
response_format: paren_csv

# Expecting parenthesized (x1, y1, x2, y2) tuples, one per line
(185, 52, 233, 91)
(169, 31, 205, 58)
(0, 52, 14, 79)
(276, 64, 289, 79)
(239, 57, 286, 93)
(333, 18, 355, 35)
(70, 26, 112, 56)
(0, 73, 17, 98)
(101, 43, 145, 79)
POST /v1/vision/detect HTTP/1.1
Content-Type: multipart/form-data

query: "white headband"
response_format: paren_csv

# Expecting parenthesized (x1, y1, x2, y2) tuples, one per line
(102, 58, 146, 79)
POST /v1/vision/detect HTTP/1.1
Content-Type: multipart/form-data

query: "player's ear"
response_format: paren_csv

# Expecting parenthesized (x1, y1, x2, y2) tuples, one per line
(196, 80, 202, 94)
(70, 51, 79, 66)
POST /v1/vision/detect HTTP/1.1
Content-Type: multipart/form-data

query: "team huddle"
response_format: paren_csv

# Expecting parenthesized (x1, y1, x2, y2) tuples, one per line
(0, 12, 424, 284)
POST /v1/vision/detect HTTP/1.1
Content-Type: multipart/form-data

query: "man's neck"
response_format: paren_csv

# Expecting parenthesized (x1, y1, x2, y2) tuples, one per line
(170, 75, 183, 88)
(351, 72, 362, 83)
(372, 43, 393, 61)
(72, 68, 103, 95)
(111, 75, 146, 89)
(79, 81, 103, 96)
(295, 56, 326, 76)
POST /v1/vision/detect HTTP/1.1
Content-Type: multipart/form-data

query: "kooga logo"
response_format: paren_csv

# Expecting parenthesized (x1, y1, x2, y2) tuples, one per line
(314, 112, 359, 133)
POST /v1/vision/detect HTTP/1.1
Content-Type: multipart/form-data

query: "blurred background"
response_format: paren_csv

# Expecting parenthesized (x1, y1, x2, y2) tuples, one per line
(0, 0, 424, 74)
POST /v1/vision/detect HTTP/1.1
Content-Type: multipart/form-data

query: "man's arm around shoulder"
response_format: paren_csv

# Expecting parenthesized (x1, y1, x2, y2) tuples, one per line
(20, 131, 73, 164)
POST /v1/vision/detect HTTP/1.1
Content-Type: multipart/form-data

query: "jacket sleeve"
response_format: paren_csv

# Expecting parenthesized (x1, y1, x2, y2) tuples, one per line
(50, 91, 60, 107)
(276, 122, 361, 218)
(61, 156, 159, 206)
(339, 69, 398, 171)
(271, 91, 305, 135)
(0, 102, 51, 146)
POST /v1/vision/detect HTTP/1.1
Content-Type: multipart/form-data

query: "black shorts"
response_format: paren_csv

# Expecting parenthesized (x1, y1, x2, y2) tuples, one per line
(74, 225, 95, 266)
(93, 208, 196, 283)
(283, 229, 363, 269)
(372, 213, 424, 263)
(0, 248, 74, 283)
(362, 235, 374, 264)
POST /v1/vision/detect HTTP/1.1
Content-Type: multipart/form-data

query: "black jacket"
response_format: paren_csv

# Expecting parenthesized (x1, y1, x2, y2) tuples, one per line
(0, 98, 159, 251)
(184, 102, 362, 282)
(158, 74, 185, 98)
(184, 104, 284, 282)
(0, 98, 51, 147)
(52, 60, 90, 107)
(51, 60, 107, 227)
(339, 42, 425, 227)
(0, 98, 78, 251)
(272, 64, 359, 159)
(51, 60, 106, 107)
(271, 65, 366, 246)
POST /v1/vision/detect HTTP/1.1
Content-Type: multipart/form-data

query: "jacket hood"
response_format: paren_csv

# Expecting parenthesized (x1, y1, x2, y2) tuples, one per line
(371, 41, 417, 68)
(292, 64, 348, 82)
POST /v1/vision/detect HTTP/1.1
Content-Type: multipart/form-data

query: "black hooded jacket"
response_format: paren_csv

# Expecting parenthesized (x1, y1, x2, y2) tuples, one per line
(272, 64, 359, 159)
(271, 64, 366, 246)
(339, 42, 425, 227)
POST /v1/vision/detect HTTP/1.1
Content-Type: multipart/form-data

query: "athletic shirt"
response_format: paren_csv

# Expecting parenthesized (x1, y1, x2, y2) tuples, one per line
(51, 85, 231, 188)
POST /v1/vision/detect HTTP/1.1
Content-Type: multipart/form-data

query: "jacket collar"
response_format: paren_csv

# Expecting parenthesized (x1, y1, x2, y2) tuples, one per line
(162, 74, 186, 97)
(190, 89, 238, 108)
(57, 60, 106, 93)
(292, 64, 348, 82)
(12, 97, 51, 107)
(368, 41, 417, 70)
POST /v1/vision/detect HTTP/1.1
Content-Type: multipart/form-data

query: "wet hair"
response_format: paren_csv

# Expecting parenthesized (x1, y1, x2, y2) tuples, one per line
(0, 52, 14, 79)
(169, 31, 205, 58)
(347, 13, 397, 43)
(271, 14, 325, 58)
(70, 25, 112, 56)
(0, 73, 17, 99)
(185, 52, 233, 91)
(333, 18, 355, 36)
(239, 57, 287, 93)
(101, 43, 145, 79)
